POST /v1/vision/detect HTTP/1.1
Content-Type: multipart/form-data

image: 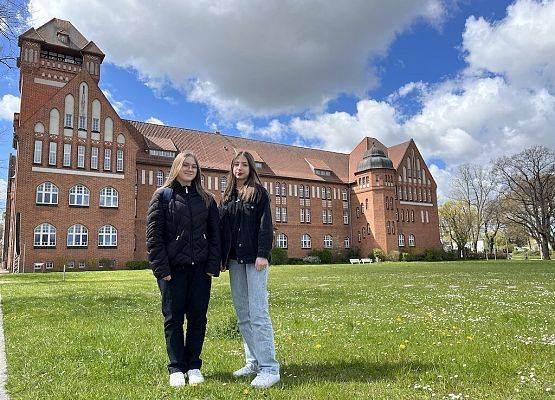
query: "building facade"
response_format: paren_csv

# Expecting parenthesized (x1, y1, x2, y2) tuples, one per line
(2, 19, 441, 272)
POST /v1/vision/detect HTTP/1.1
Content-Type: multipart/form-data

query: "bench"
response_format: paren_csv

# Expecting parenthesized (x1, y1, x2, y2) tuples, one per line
(360, 258, 373, 264)
(349, 258, 361, 264)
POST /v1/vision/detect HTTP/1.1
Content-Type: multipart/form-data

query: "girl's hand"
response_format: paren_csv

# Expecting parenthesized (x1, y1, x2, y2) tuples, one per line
(162, 275, 172, 281)
(206, 272, 214, 277)
(255, 257, 268, 271)
(220, 262, 227, 272)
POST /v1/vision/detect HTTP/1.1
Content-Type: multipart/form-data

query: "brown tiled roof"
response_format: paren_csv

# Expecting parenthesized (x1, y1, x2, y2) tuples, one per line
(387, 139, 412, 168)
(125, 120, 414, 184)
(144, 135, 177, 151)
(35, 18, 89, 51)
(305, 158, 331, 170)
(82, 41, 105, 58)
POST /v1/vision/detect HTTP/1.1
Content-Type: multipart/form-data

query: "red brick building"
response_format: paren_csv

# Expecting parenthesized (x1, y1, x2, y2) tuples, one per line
(2, 19, 441, 272)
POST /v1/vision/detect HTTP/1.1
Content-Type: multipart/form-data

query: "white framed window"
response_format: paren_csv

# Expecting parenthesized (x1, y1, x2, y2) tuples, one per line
(344, 237, 350, 249)
(426, 211, 429, 223)
(398, 234, 405, 247)
(36, 182, 59, 205)
(306, 209, 311, 223)
(48, 142, 57, 165)
(156, 171, 164, 188)
(276, 233, 287, 249)
(300, 208, 305, 223)
(301, 234, 311, 249)
(342, 190, 347, 201)
(324, 235, 332, 249)
(220, 176, 227, 192)
(92, 99, 101, 132)
(77, 145, 85, 168)
(98, 225, 117, 247)
(92, 118, 100, 132)
(299, 185, 304, 198)
(78, 261, 86, 269)
(45, 261, 54, 270)
(104, 148, 111, 170)
(78, 82, 88, 130)
(116, 149, 124, 172)
(343, 210, 349, 225)
(322, 210, 327, 224)
(64, 94, 74, 128)
(34, 223, 56, 247)
(100, 187, 118, 208)
(33, 140, 42, 164)
(67, 224, 88, 247)
(69, 184, 90, 206)
(68, 261, 75, 269)
(281, 207, 287, 222)
(276, 207, 281, 222)
(281, 183, 287, 196)
(63, 143, 71, 166)
(409, 234, 415, 247)
(91, 147, 99, 169)
(49, 108, 59, 135)
(327, 210, 332, 224)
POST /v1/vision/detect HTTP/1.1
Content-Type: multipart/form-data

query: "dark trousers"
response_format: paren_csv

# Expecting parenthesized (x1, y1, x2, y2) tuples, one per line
(157, 265, 212, 374)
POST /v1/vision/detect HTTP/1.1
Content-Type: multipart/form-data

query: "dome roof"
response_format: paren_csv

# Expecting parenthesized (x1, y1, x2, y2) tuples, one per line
(356, 146, 394, 172)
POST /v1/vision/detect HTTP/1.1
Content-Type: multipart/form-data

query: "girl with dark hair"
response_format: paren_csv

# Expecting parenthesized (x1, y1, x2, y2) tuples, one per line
(220, 151, 280, 389)
(147, 151, 221, 388)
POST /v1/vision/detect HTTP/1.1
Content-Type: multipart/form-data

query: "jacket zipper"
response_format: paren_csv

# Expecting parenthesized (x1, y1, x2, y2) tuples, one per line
(185, 186, 195, 264)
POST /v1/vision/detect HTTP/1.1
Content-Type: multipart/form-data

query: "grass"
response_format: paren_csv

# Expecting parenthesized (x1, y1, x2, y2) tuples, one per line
(0, 260, 554, 399)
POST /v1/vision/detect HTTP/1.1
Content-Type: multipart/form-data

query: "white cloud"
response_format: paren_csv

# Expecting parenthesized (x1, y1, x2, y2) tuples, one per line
(145, 117, 165, 125)
(462, 0, 555, 90)
(101, 89, 134, 117)
(27, 0, 444, 119)
(0, 94, 20, 121)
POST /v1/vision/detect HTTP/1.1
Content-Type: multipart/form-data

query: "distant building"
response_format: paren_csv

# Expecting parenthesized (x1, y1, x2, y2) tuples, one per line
(3, 19, 441, 272)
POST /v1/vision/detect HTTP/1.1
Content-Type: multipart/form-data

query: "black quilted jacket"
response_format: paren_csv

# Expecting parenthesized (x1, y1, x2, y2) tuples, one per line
(146, 181, 221, 279)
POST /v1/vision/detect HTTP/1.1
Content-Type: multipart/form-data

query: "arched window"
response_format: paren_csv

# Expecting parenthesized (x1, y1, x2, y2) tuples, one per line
(69, 184, 90, 206)
(276, 233, 287, 249)
(34, 122, 44, 133)
(91, 99, 101, 133)
(299, 185, 304, 198)
(34, 223, 56, 247)
(49, 108, 59, 135)
(64, 94, 74, 128)
(344, 237, 350, 249)
(104, 117, 113, 142)
(98, 225, 117, 247)
(117, 134, 125, 144)
(398, 234, 405, 247)
(100, 187, 119, 208)
(156, 171, 164, 188)
(78, 82, 88, 130)
(324, 235, 332, 249)
(301, 234, 311, 249)
(67, 224, 88, 247)
(327, 187, 331, 200)
(282, 183, 287, 196)
(409, 234, 415, 247)
(36, 182, 59, 205)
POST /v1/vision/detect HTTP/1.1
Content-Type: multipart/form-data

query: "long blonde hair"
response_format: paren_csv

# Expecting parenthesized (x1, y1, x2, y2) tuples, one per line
(222, 151, 262, 203)
(161, 151, 213, 207)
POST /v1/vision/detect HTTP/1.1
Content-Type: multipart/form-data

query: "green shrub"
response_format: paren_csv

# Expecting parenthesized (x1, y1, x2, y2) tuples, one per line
(270, 247, 288, 265)
(423, 248, 445, 261)
(373, 248, 385, 261)
(348, 247, 361, 259)
(388, 251, 401, 261)
(310, 249, 332, 264)
(126, 260, 150, 270)
(401, 252, 410, 262)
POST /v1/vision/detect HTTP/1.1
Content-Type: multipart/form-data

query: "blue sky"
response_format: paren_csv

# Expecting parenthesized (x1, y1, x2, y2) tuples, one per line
(1, 0, 555, 211)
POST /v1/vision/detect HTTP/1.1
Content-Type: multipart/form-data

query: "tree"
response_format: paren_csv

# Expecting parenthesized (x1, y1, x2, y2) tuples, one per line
(483, 197, 502, 258)
(439, 201, 476, 258)
(493, 146, 555, 260)
(0, 1, 26, 69)
(450, 163, 496, 252)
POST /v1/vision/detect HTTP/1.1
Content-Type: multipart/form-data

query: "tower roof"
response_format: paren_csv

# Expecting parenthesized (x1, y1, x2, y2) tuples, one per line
(356, 145, 394, 172)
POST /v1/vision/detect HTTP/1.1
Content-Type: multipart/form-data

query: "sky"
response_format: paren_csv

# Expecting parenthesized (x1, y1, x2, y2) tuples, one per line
(1, 0, 554, 212)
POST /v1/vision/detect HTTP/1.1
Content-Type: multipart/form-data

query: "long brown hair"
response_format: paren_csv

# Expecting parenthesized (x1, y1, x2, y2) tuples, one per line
(222, 151, 262, 203)
(160, 151, 213, 207)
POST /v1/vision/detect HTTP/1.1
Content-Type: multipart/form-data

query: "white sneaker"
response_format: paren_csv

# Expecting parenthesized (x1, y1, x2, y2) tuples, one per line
(251, 372, 280, 388)
(169, 371, 186, 387)
(187, 369, 205, 385)
(233, 364, 259, 378)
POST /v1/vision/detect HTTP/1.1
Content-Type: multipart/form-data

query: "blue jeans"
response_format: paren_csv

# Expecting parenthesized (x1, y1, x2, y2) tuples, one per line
(228, 260, 279, 375)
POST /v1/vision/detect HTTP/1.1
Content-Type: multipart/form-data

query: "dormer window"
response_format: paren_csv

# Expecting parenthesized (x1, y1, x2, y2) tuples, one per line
(314, 169, 331, 177)
(255, 162, 263, 169)
(57, 33, 69, 44)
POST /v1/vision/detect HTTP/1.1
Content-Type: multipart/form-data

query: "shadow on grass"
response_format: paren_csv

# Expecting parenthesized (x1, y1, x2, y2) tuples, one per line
(210, 359, 432, 384)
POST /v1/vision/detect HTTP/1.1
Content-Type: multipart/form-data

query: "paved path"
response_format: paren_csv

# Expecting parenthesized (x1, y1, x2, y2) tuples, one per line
(0, 294, 9, 399)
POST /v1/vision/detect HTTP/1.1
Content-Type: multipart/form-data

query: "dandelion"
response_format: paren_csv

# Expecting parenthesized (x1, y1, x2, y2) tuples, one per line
(244, 388, 250, 395)
(399, 343, 406, 350)
(314, 343, 322, 349)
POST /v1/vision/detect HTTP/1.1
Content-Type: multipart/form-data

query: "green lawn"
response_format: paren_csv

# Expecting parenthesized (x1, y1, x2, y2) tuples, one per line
(0, 261, 554, 399)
